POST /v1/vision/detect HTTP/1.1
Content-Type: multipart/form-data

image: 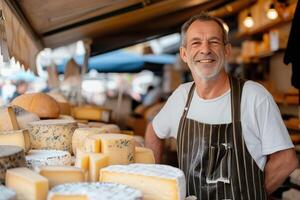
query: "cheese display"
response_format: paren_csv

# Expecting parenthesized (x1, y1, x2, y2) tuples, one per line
(38, 166, 85, 188)
(0, 106, 19, 131)
(0, 129, 30, 153)
(84, 133, 135, 165)
(5, 167, 48, 200)
(88, 153, 109, 182)
(47, 182, 143, 200)
(72, 128, 103, 155)
(0, 145, 26, 184)
(26, 150, 72, 170)
(11, 105, 40, 129)
(100, 164, 186, 200)
(71, 106, 111, 122)
(28, 119, 78, 153)
(0, 185, 16, 200)
(135, 147, 155, 164)
(11, 92, 60, 118)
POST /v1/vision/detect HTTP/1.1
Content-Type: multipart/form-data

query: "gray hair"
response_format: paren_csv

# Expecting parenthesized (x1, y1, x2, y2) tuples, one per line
(181, 12, 229, 47)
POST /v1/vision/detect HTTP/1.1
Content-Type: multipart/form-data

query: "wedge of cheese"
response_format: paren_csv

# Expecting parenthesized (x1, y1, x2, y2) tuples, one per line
(26, 150, 72, 171)
(47, 182, 142, 200)
(0, 185, 17, 200)
(0, 145, 26, 184)
(72, 128, 103, 155)
(0, 129, 30, 152)
(6, 167, 48, 200)
(28, 119, 78, 153)
(71, 106, 111, 122)
(88, 153, 109, 182)
(39, 166, 85, 188)
(135, 147, 155, 164)
(100, 164, 186, 200)
(0, 106, 19, 131)
(84, 133, 135, 165)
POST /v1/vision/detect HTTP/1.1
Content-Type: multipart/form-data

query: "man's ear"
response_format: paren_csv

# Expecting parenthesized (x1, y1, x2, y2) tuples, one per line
(179, 46, 188, 63)
(224, 43, 231, 59)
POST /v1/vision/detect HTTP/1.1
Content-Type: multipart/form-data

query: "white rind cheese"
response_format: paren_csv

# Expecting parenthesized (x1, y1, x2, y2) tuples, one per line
(26, 150, 71, 171)
(0, 145, 26, 184)
(28, 119, 78, 153)
(47, 182, 142, 200)
(0, 185, 17, 200)
(100, 164, 186, 200)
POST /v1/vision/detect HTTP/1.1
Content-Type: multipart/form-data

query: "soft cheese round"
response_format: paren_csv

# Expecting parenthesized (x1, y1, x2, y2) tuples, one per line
(47, 182, 142, 200)
(0, 145, 26, 184)
(0, 185, 16, 200)
(26, 150, 71, 171)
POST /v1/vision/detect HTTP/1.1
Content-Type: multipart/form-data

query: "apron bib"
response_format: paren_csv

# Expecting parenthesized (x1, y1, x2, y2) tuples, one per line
(177, 76, 267, 200)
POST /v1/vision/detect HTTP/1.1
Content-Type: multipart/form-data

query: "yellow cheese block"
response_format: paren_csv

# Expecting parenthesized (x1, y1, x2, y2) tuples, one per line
(100, 164, 186, 200)
(6, 167, 49, 200)
(39, 166, 85, 188)
(0, 106, 19, 131)
(71, 106, 111, 122)
(135, 147, 155, 164)
(0, 129, 30, 153)
(85, 133, 135, 165)
(88, 153, 109, 182)
(72, 128, 104, 155)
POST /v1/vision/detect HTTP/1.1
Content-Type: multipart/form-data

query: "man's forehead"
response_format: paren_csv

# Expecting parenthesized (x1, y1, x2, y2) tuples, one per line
(186, 20, 223, 37)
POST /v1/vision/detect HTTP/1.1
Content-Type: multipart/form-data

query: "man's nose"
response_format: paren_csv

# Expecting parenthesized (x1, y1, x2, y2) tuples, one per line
(200, 41, 211, 55)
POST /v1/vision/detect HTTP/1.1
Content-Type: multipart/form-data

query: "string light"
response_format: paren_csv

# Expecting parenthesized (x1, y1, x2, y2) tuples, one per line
(243, 11, 254, 28)
(267, 3, 278, 20)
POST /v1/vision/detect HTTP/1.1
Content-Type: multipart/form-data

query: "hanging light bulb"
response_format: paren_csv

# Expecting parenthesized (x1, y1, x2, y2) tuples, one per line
(267, 3, 278, 20)
(243, 11, 254, 28)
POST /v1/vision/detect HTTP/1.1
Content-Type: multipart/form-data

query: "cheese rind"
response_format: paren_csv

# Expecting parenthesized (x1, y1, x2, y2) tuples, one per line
(5, 167, 48, 200)
(100, 164, 186, 200)
(39, 166, 85, 188)
(0, 145, 26, 184)
(26, 150, 72, 171)
(135, 147, 155, 164)
(0, 184, 17, 200)
(28, 119, 78, 153)
(47, 182, 142, 200)
(0, 129, 31, 152)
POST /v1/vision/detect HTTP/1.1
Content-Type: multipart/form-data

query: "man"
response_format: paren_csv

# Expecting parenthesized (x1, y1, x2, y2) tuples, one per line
(145, 13, 298, 199)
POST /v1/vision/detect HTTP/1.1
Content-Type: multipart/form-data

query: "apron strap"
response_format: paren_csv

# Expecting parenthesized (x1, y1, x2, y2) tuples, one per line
(229, 76, 245, 122)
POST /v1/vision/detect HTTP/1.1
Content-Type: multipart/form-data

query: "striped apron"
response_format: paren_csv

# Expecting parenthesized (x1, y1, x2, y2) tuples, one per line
(177, 76, 267, 200)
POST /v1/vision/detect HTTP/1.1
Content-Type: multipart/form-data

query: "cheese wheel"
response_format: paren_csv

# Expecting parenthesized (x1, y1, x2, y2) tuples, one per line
(47, 182, 142, 200)
(29, 119, 78, 153)
(11, 93, 60, 118)
(0, 129, 31, 153)
(0, 185, 17, 200)
(100, 164, 186, 200)
(26, 150, 72, 171)
(0, 145, 26, 184)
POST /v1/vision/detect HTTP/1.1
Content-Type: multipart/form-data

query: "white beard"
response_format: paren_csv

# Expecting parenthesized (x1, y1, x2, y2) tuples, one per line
(193, 62, 223, 81)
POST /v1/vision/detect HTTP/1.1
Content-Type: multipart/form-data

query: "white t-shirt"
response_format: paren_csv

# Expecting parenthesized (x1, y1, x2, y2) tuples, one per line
(152, 80, 294, 170)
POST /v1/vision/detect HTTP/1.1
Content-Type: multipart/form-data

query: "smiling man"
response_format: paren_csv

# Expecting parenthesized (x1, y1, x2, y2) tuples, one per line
(145, 13, 298, 199)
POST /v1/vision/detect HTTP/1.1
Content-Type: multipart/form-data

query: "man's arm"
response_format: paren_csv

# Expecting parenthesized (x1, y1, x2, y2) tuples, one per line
(264, 148, 298, 194)
(145, 123, 164, 163)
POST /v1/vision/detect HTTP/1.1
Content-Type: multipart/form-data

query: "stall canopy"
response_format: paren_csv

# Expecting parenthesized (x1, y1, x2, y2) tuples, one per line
(56, 50, 176, 73)
(0, 0, 255, 73)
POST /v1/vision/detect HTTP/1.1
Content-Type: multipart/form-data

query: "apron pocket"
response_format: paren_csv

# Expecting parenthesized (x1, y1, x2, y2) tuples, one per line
(206, 143, 232, 184)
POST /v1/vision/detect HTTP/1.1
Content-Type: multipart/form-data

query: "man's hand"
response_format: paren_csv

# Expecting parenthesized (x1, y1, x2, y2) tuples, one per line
(145, 123, 164, 163)
(264, 148, 298, 194)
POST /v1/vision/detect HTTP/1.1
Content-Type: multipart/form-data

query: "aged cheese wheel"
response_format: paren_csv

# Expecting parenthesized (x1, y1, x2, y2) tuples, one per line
(0, 145, 26, 184)
(26, 150, 72, 171)
(47, 182, 142, 200)
(11, 93, 60, 118)
(28, 119, 78, 153)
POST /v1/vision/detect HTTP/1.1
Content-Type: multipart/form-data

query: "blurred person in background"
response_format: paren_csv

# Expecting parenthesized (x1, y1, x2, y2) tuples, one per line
(10, 80, 28, 101)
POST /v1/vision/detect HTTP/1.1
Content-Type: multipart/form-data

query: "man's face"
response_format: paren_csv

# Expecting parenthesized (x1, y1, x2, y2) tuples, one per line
(180, 20, 230, 81)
